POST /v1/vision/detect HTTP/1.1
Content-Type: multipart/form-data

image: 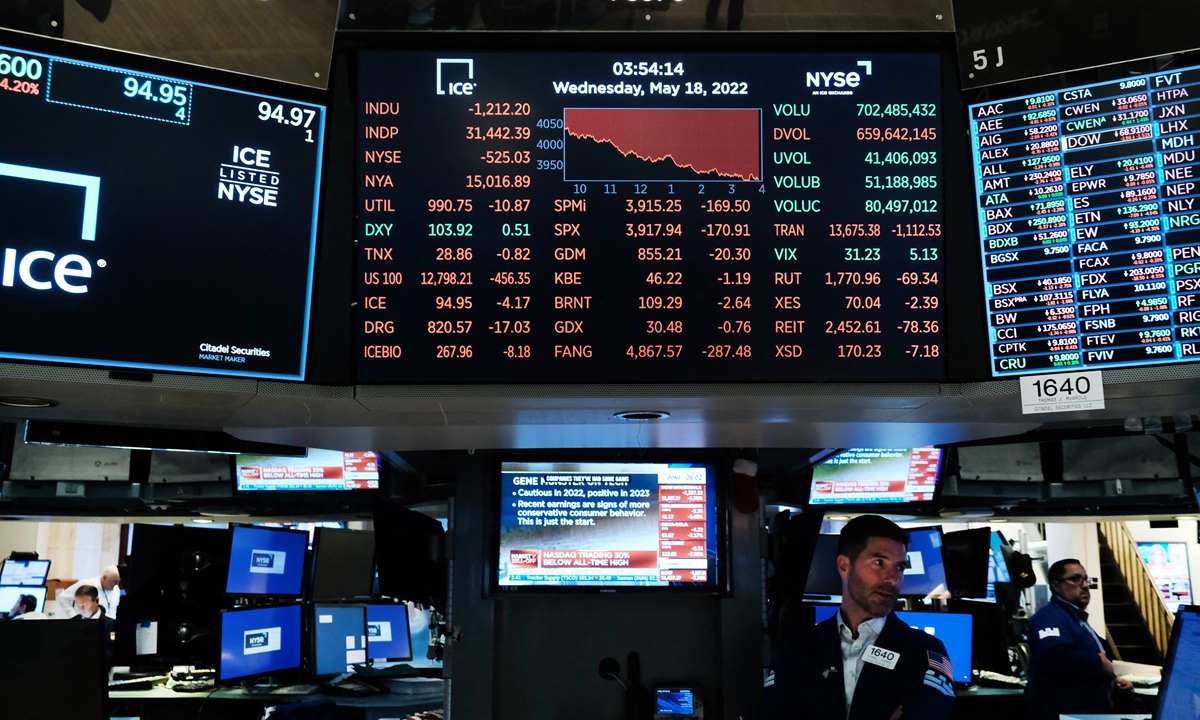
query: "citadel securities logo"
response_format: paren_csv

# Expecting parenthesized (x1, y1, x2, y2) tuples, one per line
(249, 549, 287, 575)
(436, 59, 475, 96)
(0, 161, 102, 294)
(367, 621, 392, 643)
(218, 146, 281, 207)
(243, 626, 282, 655)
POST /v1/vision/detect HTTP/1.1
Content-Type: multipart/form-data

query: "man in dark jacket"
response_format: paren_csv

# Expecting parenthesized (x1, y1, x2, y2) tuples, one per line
(1025, 558, 1132, 720)
(71, 584, 116, 669)
(761, 515, 956, 720)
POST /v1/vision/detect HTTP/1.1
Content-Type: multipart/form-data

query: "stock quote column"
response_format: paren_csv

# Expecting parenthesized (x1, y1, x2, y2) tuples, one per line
(972, 65, 1200, 375)
(358, 52, 945, 383)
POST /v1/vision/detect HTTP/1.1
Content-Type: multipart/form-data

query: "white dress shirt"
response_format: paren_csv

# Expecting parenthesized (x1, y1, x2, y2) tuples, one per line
(838, 610, 888, 717)
(56, 577, 120, 618)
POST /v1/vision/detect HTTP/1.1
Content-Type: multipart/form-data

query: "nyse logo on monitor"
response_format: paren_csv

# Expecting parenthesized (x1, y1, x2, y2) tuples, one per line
(243, 626, 282, 655)
(249, 549, 287, 575)
(367, 621, 392, 643)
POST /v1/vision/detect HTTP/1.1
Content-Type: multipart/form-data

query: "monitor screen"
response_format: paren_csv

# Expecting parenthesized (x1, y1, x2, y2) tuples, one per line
(309, 528, 376, 600)
(496, 462, 719, 589)
(366, 602, 413, 663)
(356, 49, 946, 384)
(809, 448, 943, 505)
(1138, 542, 1192, 612)
(218, 604, 303, 682)
(313, 604, 368, 677)
(0, 586, 47, 614)
(803, 534, 843, 597)
(902, 528, 948, 597)
(655, 688, 696, 715)
(1157, 606, 1200, 720)
(969, 62, 1200, 376)
(237, 450, 380, 492)
(0, 560, 50, 586)
(0, 29, 325, 380)
(808, 606, 972, 682)
(988, 532, 1012, 584)
(226, 526, 308, 596)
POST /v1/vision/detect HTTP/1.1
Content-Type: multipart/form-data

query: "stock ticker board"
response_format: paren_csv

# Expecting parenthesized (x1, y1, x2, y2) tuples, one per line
(357, 52, 947, 383)
(972, 64, 1200, 376)
(0, 33, 325, 380)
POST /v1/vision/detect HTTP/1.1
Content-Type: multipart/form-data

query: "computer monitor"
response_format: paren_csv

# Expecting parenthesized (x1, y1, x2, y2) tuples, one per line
(812, 604, 839, 624)
(1156, 605, 1200, 720)
(803, 534, 843, 597)
(902, 528, 948, 597)
(0, 559, 50, 586)
(366, 602, 413, 663)
(655, 688, 698, 716)
(309, 528, 376, 601)
(0, 586, 47, 615)
(942, 529, 991, 599)
(948, 598, 1012, 675)
(226, 526, 308, 597)
(988, 532, 1011, 584)
(218, 605, 304, 683)
(312, 603, 368, 678)
(0, 618, 107, 719)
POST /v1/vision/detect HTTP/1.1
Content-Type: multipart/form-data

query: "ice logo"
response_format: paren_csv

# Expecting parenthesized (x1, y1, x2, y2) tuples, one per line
(249, 549, 286, 575)
(436, 59, 475, 96)
(243, 627, 282, 655)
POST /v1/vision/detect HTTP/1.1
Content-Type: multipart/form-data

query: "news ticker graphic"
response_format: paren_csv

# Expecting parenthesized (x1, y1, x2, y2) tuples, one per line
(237, 450, 380, 492)
(497, 462, 716, 588)
(809, 447, 942, 505)
(0, 32, 325, 379)
(971, 63, 1200, 376)
(357, 51, 946, 384)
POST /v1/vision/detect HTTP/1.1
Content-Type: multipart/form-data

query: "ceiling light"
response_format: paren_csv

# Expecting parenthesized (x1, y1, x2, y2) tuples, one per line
(0, 396, 58, 409)
(614, 411, 669, 420)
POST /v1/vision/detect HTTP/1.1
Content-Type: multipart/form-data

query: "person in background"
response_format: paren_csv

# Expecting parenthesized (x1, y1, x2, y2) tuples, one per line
(58, 564, 120, 618)
(1025, 558, 1133, 720)
(7, 593, 39, 619)
(760, 515, 956, 720)
(71, 585, 116, 668)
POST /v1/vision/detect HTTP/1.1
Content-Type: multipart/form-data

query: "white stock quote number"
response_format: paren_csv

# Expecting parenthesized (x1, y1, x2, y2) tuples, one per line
(258, 101, 317, 143)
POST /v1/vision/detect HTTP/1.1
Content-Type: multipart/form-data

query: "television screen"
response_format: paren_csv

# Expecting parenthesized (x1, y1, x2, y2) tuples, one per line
(313, 604, 368, 678)
(226, 526, 308, 596)
(0, 560, 50, 586)
(0, 586, 47, 614)
(0, 29, 325, 380)
(496, 462, 718, 589)
(1138, 542, 1192, 612)
(218, 605, 303, 682)
(809, 606, 972, 682)
(902, 528, 948, 597)
(356, 49, 946, 384)
(309, 528, 376, 600)
(969, 62, 1200, 376)
(366, 602, 413, 663)
(809, 448, 943, 505)
(237, 449, 380, 492)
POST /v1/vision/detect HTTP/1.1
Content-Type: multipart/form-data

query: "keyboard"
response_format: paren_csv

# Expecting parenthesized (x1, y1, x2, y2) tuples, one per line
(109, 675, 168, 690)
(171, 680, 216, 693)
(975, 670, 1025, 688)
(1124, 674, 1161, 687)
(263, 684, 320, 695)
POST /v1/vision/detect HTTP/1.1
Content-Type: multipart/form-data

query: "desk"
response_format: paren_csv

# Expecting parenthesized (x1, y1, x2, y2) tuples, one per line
(108, 687, 442, 720)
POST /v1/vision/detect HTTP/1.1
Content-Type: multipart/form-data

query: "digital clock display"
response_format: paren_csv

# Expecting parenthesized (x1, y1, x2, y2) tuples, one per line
(0, 30, 325, 379)
(970, 63, 1200, 376)
(356, 51, 946, 383)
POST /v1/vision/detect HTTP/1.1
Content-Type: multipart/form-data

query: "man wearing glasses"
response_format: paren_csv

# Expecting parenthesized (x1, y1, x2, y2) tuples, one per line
(1025, 558, 1132, 720)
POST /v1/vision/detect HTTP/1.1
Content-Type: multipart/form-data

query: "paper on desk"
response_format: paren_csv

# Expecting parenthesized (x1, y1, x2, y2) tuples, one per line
(135, 622, 158, 656)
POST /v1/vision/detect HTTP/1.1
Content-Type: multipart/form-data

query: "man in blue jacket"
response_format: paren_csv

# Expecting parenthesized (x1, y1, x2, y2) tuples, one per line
(761, 515, 956, 720)
(1025, 558, 1132, 720)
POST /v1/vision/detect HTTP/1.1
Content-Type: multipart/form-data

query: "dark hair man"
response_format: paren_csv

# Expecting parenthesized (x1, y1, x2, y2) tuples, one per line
(1025, 559, 1131, 720)
(71, 584, 116, 668)
(761, 515, 956, 720)
(7, 594, 37, 618)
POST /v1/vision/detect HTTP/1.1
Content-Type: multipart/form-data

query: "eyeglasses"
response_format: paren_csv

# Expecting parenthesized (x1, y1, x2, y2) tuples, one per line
(1060, 574, 1092, 586)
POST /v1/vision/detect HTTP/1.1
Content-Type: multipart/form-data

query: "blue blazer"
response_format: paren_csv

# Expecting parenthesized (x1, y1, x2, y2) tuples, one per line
(1025, 595, 1115, 720)
(761, 612, 957, 720)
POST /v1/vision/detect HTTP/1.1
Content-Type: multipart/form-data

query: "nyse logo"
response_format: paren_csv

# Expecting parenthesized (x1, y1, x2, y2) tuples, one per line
(806, 61, 873, 92)
(243, 626, 282, 655)
(218, 146, 279, 207)
(367, 621, 392, 643)
(1038, 627, 1061, 639)
(437, 58, 475, 96)
(0, 162, 102, 295)
(249, 549, 287, 575)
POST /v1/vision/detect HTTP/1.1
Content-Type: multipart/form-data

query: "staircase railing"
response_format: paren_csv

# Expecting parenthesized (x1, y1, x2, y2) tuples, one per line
(1098, 521, 1174, 659)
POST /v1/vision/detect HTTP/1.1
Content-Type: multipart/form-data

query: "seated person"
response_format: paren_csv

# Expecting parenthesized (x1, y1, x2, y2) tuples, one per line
(71, 584, 116, 668)
(7, 593, 45, 620)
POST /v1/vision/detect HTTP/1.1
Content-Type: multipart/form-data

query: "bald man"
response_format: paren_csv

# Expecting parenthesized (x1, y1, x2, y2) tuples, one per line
(57, 565, 121, 618)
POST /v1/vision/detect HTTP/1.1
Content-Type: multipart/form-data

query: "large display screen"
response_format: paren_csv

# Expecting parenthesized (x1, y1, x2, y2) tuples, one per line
(808, 448, 942, 505)
(237, 450, 380, 492)
(0, 559, 50, 586)
(496, 462, 718, 589)
(971, 63, 1200, 376)
(0, 30, 325, 380)
(357, 50, 946, 383)
(1138, 541, 1192, 612)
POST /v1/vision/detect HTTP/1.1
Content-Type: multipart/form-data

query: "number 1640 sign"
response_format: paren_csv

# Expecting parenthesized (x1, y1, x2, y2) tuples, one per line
(1019, 371, 1105, 415)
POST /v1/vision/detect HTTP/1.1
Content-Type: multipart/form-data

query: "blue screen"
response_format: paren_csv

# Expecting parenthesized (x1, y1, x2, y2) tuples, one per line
(987, 532, 1011, 584)
(314, 605, 367, 677)
(226, 526, 308, 596)
(367, 603, 412, 662)
(809, 606, 973, 683)
(656, 688, 695, 715)
(1158, 608, 1200, 720)
(219, 605, 302, 681)
(902, 528, 948, 596)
